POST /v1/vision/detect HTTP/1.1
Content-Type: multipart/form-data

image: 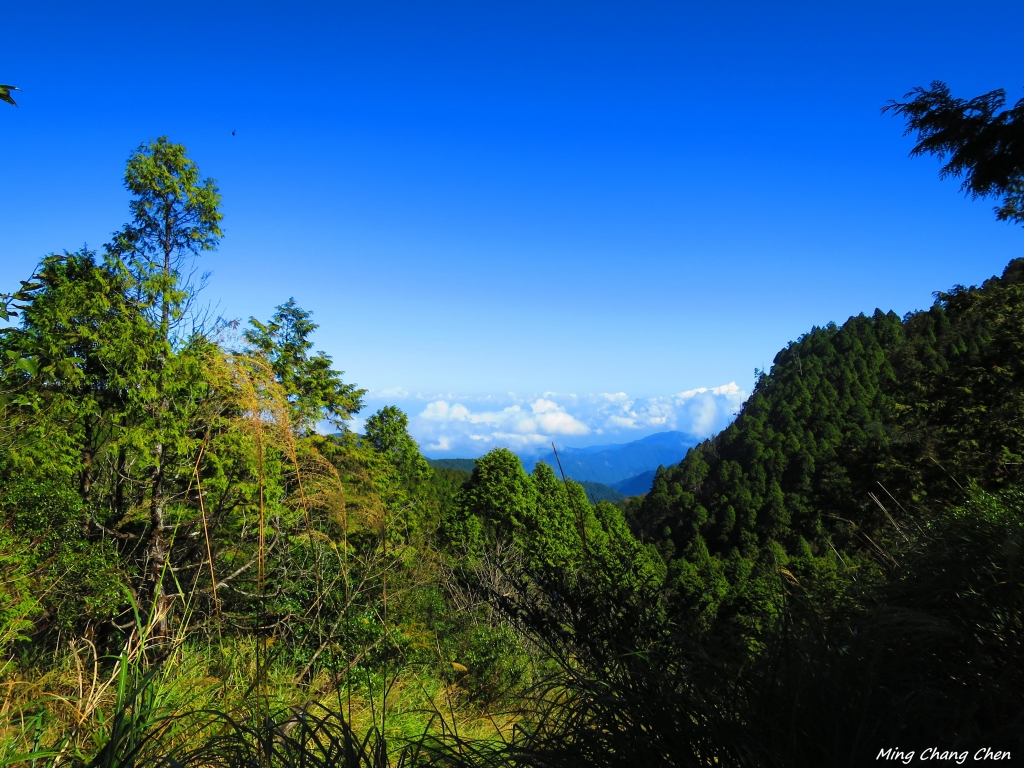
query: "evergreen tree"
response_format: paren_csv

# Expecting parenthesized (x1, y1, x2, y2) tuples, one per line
(363, 405, 430, 485)
(245, 299, 365, 434)
(884, 81, 1024, 225)
(104, 137, 223, 639)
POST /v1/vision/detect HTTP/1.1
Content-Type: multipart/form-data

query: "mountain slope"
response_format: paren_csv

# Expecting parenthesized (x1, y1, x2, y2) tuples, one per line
(534, 431, 698, 485)
(427, 458, 477, 474)
(611, 469, 657, 497)
(634, 258, 1024, 558)
(578, 480, 626, 504)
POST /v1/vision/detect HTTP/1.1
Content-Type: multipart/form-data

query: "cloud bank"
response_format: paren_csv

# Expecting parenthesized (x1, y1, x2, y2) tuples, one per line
(353, 383, 747, 458)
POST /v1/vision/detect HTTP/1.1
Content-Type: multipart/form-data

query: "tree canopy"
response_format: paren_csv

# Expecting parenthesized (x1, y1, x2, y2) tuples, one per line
(885, 81, 1024, 225)
(244, 298, 365, 433)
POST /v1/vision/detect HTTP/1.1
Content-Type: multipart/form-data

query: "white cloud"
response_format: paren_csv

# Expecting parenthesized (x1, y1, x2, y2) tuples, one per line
(515, 418, 537, 433)
(713, 382, 743, 397)
(427, 435, 452, 452)
(369, 383, 747, 457)
(421, 400, 451, 420)
(607, 415, 636, 428)
(536, 410, 590, 435)
(373, 386, 410, 399)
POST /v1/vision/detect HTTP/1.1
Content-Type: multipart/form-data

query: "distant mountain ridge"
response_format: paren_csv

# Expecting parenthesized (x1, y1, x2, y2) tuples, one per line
(611, 469, 658, 497)
(536, 430, 697, 486)
(500, 431, 696, 488)
(425, 458, 626, 502)
(425, 431, 697, 493)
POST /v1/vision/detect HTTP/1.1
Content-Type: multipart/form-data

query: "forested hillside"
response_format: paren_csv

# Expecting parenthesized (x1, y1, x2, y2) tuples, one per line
(635, 259, 1024, 557)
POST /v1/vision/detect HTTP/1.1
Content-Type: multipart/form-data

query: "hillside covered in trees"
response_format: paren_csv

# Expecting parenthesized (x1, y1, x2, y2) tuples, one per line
(636, 257, 1024, 556)
(1, 79, 1023, 767)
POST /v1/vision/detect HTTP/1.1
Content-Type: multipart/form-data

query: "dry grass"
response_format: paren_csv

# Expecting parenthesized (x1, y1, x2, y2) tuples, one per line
(0, 631, 516, 766)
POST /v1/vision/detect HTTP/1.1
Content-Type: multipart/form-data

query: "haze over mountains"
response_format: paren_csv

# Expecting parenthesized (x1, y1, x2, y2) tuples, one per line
(527, 431, 697, 484)
(427, 430, 698, 496)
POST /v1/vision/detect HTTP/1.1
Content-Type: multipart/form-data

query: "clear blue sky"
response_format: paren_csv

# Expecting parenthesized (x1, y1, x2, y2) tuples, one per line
(2, 1, 1022, 453)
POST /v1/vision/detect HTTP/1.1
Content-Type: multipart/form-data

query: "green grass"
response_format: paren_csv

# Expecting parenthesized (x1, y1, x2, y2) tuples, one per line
(0, 634, 516, 768)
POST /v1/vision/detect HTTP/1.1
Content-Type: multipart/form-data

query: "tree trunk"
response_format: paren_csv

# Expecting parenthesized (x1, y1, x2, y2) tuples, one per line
(146, 209, 175, 648)
(114, 446, 128, 521)
(148, 440, 169, 644)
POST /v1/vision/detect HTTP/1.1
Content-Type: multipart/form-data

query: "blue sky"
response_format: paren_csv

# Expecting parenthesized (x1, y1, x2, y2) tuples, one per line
(3, 1, 1022, 455)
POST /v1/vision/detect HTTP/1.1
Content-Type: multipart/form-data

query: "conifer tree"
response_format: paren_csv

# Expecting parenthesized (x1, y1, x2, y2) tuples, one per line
(244, 299, 365, 434)
(106, 137, 223, 640)
(885, 81, 1024, 225)
(363, 405, 429, 485)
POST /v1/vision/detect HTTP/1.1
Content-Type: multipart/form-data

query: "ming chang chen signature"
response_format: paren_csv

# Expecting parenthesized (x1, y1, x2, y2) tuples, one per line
(876, 748, 1013, 764)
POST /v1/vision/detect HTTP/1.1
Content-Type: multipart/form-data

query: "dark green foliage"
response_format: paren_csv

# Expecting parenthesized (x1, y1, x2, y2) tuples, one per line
(1, 473, 126, 637)
(416, 466, 471, 536)
(442, 449, 538, 559)
(729, 485, 1024, 765)
(427, 459, 477, 474)
(460, 484, 1022, 767)
(0, 525, 39, 652)
(364, 406, 431, 486)
(884, 81, 1024, 225)
(892, 262, 1024, 497)
(440, 449, 646, 575)
(576, 481, 624, 504)
(0, 250, 155, 484)
(635, 259, 1024, 571)
(483, 552, 741, 768)
(634, 306, 904, 563)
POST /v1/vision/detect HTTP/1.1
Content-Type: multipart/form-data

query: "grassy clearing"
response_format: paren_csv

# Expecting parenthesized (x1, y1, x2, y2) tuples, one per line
(0, 632, 517, 767)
